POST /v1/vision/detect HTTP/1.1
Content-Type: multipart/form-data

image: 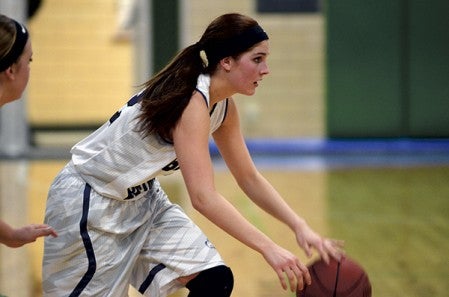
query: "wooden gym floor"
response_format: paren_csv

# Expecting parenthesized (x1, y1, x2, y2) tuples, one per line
(1, 161, 449, 296)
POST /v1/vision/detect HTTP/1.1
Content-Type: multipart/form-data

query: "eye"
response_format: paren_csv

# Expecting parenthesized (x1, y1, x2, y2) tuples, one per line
(253, 57, 262, 63)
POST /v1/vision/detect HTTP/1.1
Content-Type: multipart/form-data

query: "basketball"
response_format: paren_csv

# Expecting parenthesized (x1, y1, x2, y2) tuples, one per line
(297, 256, 372, 297)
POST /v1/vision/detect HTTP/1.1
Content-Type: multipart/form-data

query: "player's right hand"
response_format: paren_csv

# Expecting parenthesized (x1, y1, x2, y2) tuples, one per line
(262, 243, 311, 292)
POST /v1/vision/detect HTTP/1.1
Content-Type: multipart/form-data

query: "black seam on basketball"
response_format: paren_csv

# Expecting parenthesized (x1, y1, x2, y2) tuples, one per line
(333, 261, 341, 297)
(341, 272, 366, 295)
(310, 264, 334, 295)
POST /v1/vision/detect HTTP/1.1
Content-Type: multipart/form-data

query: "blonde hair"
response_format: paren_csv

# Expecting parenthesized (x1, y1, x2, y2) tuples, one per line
(0, 14, 16, 64)
(0, 14, 29, 72)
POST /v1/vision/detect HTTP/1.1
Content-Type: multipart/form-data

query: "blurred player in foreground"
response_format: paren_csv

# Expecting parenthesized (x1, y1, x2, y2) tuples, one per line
(0, 14, 57, 247)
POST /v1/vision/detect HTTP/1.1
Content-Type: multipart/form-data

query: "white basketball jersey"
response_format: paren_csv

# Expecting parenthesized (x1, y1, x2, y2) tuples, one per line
(71, 74, 228, 200)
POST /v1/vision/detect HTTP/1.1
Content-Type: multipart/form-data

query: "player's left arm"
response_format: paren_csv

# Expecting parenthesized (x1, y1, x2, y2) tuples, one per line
(213, 98, 343, 262)
(213, 98, 305, 233)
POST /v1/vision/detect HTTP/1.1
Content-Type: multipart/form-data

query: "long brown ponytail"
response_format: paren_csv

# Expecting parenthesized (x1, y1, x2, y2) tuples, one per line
(137, 43, 204, 141)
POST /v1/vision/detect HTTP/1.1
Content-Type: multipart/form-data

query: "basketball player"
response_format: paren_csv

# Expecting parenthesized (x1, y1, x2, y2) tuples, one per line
(43, 13, 343, 297)
(0, 14, 58, 247)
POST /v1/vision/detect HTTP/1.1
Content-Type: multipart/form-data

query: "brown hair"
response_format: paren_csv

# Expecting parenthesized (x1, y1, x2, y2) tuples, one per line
(137, 13, 261, 141)
(0, 14, 17, 66)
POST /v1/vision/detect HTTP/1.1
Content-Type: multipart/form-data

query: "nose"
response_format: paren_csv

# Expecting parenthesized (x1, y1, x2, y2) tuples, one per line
(261, 62, 270, 76)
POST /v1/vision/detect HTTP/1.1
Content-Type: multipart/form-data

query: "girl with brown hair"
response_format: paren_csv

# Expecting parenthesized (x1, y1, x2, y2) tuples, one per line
(43, 13, 342, 297)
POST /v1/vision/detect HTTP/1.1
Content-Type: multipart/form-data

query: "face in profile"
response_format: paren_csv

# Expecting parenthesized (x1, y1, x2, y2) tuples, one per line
(227, 40, 270, 96)
(0, 38, 32, 107)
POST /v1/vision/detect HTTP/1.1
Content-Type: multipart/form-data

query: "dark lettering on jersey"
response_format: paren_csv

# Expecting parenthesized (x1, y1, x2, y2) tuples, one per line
(162, 159, 180, 172)
(109, 92, 143, 124)
(109, 110, 121, 124)
(125, 178, 154, 200)
(127, 93, 142, 106)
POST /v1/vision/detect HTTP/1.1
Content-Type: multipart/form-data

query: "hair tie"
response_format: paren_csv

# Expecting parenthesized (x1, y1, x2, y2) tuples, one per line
(199, 49, 209, 68)
(195, 41, 208, 68)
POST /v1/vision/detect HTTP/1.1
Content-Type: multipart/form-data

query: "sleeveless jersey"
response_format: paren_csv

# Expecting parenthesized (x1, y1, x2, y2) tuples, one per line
(71, 74, 228, 200)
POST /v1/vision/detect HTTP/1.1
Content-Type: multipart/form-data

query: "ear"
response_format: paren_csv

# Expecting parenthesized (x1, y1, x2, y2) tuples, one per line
(219, 57, 233, 72)
(4, 66, 15, 80)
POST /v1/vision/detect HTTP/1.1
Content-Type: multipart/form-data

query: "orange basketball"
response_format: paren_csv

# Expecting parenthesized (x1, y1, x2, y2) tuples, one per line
(297, 257, 372, 297)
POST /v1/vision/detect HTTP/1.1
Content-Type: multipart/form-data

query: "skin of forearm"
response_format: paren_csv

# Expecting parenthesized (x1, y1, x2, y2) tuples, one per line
(191, 191, 276, 255)
(237, 172, 307, 232)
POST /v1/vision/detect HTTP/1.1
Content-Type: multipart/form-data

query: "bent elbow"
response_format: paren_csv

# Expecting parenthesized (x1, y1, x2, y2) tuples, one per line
(190, 196, 208, 213)
(189, 192, 216, 215)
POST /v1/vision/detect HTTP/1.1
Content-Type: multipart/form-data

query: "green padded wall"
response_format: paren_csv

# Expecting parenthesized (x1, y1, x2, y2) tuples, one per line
(326, 0, 403, 137)
(152, 0, 179, 73)
(408, 0, 449, 137)
(326, 0, 449, 137)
